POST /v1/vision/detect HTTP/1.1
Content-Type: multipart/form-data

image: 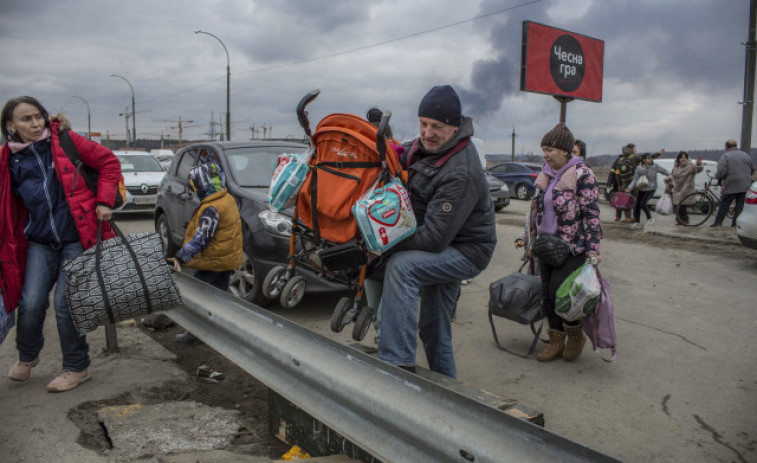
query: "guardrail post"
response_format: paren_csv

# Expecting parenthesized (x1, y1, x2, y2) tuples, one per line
(104, 323, 119, 353)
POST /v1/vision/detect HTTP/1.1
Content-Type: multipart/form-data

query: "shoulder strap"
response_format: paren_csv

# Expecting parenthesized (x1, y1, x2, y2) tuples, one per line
(59, 129, 98, 195)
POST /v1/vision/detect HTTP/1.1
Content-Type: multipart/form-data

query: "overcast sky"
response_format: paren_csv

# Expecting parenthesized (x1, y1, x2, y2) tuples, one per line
(1, 0, 754, 156)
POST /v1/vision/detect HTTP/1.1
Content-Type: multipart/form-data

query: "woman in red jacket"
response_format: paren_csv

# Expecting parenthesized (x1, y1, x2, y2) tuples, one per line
(0, 96, 122, 392)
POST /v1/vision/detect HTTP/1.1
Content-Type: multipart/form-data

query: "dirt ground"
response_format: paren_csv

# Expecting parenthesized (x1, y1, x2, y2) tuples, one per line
(68, 321, 291, 459)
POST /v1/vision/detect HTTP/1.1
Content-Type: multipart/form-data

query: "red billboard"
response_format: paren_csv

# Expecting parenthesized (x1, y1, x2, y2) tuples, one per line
(520, 21, 604, 102)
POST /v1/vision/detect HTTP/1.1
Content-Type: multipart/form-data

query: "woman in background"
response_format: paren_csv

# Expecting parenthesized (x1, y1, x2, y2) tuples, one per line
(667, 151, 703, 225)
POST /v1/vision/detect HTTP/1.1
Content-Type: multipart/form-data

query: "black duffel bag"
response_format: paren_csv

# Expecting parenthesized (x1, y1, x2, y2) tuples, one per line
(63, 221, 183, 336)
(488, 259, 544, 358)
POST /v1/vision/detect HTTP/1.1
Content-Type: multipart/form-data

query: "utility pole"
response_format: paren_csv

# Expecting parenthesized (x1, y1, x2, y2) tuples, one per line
(511, 126, 517, 161)
(740, 0, 756, 152)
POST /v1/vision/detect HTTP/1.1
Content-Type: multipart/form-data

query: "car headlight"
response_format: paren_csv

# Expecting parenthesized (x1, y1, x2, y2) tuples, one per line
(258, 210, 292, 237)
(500, 184, 509, 193)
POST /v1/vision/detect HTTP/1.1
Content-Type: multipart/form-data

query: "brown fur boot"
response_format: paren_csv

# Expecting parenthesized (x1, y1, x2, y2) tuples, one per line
(537, 329, 565, 362)
(563, 325, 586, 361)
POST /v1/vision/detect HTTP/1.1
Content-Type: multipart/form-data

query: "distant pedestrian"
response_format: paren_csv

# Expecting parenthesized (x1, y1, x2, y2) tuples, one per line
(711, 140, 755, 227)
(367, 108, 392, 137)
(612, 143, 639, 222)
(626, 153, 670, 229)
(667, 151, 703, 225)
(572, 139, 586, 158)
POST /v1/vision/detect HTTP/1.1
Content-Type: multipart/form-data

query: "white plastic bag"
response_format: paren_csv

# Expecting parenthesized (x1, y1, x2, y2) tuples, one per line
(267, 148, 312, 212)
(555, 261, 601, 322)
(655, 193, 673, 215)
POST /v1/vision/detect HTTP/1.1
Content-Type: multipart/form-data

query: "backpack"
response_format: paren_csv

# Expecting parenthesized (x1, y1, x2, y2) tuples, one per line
(58, 130, 126, 209)
(616, 155, 636, 186)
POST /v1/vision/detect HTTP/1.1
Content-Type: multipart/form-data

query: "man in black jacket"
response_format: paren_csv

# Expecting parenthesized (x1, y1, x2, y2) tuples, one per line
(378, 85, 496, 378)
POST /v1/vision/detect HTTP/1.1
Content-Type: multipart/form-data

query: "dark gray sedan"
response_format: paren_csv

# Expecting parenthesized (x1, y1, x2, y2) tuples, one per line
(154, 141, 346, 307)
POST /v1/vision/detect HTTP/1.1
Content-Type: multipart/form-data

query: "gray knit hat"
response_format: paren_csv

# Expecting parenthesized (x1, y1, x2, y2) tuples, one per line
(541, 123, 575, 153)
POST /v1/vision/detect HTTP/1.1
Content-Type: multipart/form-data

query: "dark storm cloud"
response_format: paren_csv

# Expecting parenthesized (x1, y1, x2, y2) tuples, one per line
(459, 0, 548, 118)
(458, 16, 525, 118)
(461, 0, 750, 117)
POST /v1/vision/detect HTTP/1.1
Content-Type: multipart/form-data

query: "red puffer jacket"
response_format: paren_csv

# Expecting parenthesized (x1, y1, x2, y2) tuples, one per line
(0, 120, 123, 313)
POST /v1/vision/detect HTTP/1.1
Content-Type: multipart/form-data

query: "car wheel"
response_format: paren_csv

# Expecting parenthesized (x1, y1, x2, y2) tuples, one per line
(516, 184, 531, 200)
(228, 253, 272, 307)
(156, 214, 179, 257)
(280, 276, 306, 309)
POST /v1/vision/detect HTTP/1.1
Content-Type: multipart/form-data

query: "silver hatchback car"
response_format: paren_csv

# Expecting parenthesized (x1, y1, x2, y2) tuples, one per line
(113, 150, 166, 213)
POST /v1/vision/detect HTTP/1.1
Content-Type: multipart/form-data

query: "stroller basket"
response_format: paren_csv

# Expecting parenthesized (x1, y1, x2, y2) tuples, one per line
(317, 239, 366, 272)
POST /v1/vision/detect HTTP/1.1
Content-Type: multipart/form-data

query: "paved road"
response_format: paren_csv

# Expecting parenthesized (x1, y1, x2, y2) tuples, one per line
(3, 201, 756, 462)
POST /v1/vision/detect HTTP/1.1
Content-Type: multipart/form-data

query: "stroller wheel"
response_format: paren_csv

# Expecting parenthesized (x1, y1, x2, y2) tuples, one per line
(262, 266, 287, 299)
(330, 297, 353, 333)
(351, 305, 374, 342)
(280, 276, 306, 309)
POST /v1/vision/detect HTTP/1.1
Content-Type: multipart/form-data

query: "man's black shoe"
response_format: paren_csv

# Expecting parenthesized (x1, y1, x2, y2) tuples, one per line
(710, 222, 722, 227)
(398, 365, 416, 374)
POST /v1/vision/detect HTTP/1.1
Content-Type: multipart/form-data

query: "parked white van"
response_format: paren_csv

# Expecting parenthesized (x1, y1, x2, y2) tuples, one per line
(652, 158, 721, 200)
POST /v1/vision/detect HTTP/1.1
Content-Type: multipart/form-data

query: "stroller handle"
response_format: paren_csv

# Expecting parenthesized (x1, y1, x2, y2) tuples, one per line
(297, 89, 321, 137)
(376, 110, 391, 170)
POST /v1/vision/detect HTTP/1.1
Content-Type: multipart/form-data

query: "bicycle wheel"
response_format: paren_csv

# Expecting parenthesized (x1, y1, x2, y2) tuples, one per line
(679, 192, 713, 226)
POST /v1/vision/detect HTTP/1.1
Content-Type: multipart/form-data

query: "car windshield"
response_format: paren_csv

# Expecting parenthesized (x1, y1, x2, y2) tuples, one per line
(526, 164, 542, 172)
(224, 146, 308, 187)
(117, 155, 164, 173)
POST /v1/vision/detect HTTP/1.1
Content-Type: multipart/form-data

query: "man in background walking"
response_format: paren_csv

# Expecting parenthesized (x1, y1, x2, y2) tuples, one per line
(712, 139, 755, 227)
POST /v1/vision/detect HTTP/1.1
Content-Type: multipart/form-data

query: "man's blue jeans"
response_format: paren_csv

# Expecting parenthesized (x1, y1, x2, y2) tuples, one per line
(16, 241, 90, 372)
(378, 248, 481, 378)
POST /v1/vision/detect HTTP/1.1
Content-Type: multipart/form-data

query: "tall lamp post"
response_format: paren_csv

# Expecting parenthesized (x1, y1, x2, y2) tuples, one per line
(195, 30, 231, 141)
(71, 95, 91, 140)
(111, 74, 136, 146)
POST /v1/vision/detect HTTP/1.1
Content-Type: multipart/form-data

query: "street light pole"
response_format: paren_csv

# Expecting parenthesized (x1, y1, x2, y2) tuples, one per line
(111, 74, 136, 146)
(71, 95, 91, 140)
(195, 30, 231, 141)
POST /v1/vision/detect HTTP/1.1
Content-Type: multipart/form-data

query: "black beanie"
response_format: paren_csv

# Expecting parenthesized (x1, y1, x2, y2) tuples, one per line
(366, 108, 382, 124)
(541, 123, 575, 153)
(418, 85, 462, 127)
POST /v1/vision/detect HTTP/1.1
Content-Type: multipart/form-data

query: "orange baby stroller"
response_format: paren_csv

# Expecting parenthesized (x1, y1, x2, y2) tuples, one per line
(262, 90, 403, 341)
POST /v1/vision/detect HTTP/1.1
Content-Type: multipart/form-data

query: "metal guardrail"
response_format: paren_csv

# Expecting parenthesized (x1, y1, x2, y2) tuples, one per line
(168, 272, 622, 463)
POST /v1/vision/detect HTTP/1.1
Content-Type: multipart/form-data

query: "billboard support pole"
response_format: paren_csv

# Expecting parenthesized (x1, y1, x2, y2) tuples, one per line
(739, 0, 756, 153)
(554, 96, 574, 123)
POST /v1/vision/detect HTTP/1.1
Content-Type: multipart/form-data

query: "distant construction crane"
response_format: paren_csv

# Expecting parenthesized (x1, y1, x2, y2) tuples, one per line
(250, 123, 273, 140)
(156, 116, 200, 148)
